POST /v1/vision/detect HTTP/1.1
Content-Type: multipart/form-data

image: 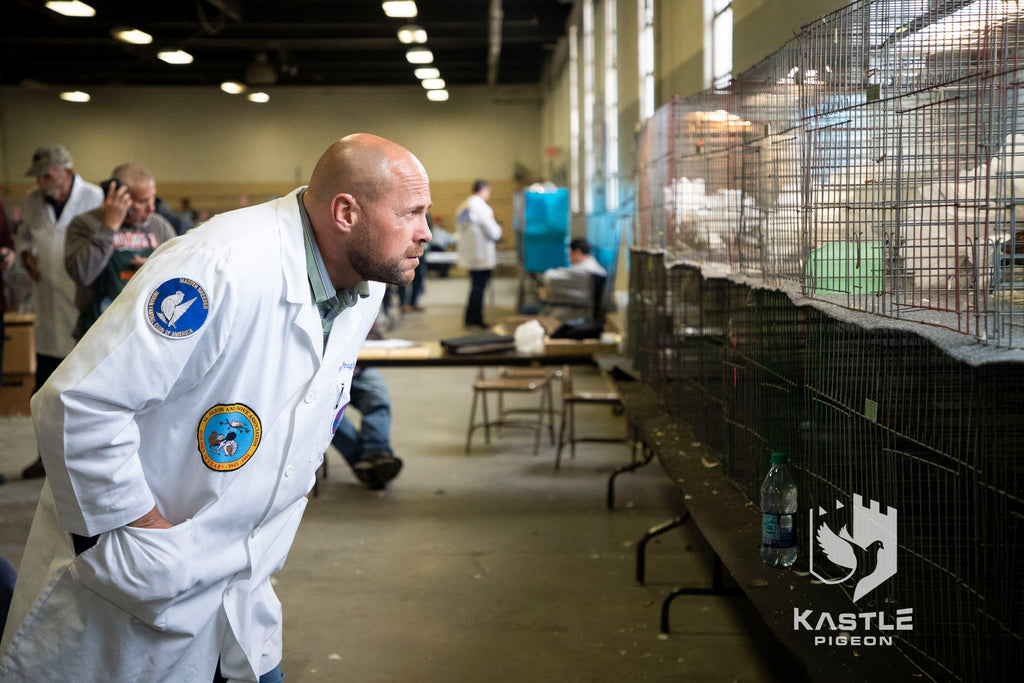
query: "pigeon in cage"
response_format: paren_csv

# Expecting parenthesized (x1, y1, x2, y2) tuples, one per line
(896, 133, 1024, 293)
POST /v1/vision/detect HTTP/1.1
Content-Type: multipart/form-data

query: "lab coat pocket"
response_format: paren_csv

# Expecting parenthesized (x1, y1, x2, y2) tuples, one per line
(71, 518, 197, 630)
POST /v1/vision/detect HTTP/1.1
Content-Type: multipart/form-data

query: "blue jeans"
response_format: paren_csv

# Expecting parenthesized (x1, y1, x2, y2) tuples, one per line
(330, 367, 392, 466)
(465, 269, 492, 326)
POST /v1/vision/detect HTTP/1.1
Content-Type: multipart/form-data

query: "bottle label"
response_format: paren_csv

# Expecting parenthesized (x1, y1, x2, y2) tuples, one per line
(761, 513, 796, 548)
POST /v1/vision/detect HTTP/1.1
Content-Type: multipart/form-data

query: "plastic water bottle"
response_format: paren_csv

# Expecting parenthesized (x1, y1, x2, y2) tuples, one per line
(760, 451, 798, 568)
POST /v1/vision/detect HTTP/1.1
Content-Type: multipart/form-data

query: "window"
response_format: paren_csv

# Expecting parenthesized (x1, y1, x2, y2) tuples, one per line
(638, 0, 655, 121)
(569, 25, 580, 214)
(705, 0, 732, 89)
(605, 0, 619, 211)
(582, 0, 595, 215)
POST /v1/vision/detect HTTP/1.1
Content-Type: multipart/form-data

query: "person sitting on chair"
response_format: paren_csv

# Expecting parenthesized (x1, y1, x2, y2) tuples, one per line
(540, 238, 607, 315)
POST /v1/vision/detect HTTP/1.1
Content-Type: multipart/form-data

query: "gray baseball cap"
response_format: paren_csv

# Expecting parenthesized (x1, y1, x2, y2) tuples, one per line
(25, 144, 74, 177)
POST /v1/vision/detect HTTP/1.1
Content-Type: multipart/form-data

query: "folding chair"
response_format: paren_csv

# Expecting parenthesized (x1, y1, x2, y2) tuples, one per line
(555, 364, 627, 469)
(466, 366, 557, 455)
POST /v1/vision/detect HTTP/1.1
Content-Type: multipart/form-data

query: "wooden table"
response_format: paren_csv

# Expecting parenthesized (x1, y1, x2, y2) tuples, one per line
(356, 339, 619, 368)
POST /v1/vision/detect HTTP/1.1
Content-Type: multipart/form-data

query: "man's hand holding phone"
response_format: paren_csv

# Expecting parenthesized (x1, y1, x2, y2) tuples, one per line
(101, 178, 133, 231)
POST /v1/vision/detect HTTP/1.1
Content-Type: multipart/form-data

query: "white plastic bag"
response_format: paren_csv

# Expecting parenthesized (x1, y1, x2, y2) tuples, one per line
(513, 319, 547, 354)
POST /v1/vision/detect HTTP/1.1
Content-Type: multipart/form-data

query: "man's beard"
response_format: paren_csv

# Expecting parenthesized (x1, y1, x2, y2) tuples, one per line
(348, 240, 417, 286)
(41, 184, 65, 201)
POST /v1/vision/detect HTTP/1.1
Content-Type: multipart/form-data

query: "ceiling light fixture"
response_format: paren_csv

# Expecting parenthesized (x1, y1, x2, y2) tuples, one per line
(220, 81, 246, 94)
(248, 92, 270, 103)
(59, 90, 91, 103)
(405, 47, 433, 64)
(157, 49, 194, 65)
(45, 1, 95, 17)
(397, 24, 427, 44)
(112, 28, 153, 45)
(426, 90, 449, 102)
(414, 67, 440, 80)
(421, 78, 445, 90)
(382, 1, 417, 18)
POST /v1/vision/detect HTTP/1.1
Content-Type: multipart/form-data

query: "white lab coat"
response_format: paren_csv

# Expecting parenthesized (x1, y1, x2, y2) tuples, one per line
(0, 189, 383, 682)
(455, 193, 502, 270)
(17, 175, 104, 357)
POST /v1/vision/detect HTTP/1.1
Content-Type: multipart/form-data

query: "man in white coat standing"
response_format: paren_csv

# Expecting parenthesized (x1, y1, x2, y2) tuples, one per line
(456, 178, 503, 328)
(17, 144, 103, 479)
(0, 134, 433, 683)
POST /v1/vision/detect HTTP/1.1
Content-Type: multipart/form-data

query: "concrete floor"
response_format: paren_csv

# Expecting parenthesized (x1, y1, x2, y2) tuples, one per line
(0, 273, 806, 682)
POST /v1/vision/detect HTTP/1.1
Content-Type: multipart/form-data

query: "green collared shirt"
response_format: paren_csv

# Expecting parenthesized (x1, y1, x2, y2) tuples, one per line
(297, 189, 369, 347)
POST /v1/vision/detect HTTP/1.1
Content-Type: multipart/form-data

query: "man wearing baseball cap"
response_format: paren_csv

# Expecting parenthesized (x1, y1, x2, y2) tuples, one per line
(17, 144, 103, 479)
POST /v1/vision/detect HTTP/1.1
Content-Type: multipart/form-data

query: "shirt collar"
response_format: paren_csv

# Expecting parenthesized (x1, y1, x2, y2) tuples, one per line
(297, 189, 369, 307)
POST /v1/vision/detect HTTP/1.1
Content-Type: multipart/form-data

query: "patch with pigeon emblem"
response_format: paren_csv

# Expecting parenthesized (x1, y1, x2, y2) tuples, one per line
(198, 403, 262, 471)
(146, 277, 210, 338)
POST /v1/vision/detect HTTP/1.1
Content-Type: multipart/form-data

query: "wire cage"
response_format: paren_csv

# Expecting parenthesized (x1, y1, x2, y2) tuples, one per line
(628, 1, 1024, 678)
(800, 309, 1024, 681)
(634, 0, 1024, 347)
(626, 249, 670, 390)
(630, 253, 1023, 678)
(733, 40, 807, 284)
(662, 264, 727, 454)
(635, 102, 677, 252)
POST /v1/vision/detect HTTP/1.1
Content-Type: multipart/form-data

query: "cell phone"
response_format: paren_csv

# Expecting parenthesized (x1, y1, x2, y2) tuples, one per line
(100, 177, 125, 195)
(100, 178, 133, 218)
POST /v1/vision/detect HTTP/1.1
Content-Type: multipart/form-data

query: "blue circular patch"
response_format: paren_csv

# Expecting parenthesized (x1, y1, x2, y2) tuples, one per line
(146, 278, 210, 338)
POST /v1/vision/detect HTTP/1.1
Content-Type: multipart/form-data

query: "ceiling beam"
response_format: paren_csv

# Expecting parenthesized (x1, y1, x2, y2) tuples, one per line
(487, 0, 503, 87)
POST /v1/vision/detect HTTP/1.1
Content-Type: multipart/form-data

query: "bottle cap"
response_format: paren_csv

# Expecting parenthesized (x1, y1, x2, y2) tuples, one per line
(770, 452, 788, 464)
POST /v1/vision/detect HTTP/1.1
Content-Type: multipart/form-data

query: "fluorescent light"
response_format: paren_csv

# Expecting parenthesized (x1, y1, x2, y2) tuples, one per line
(397, 24, 427, 44)
(45, 1, 95, 17)
(248, 91, 270, 103)
(421, 78, 445, 90)
(112, 28, 153, 45)
(426, 90, 449, 102)
(414, 67, 440, 80)
(382, 1, 417, 18)
(405, 47, 433, 64)
(220, 81, 246, 94)
(158, 50, 194, 65)
(59, 90, 91, 103)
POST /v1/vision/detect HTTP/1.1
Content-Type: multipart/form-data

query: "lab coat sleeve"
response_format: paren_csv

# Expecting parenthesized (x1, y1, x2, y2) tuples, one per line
(32, 237, 240, 536)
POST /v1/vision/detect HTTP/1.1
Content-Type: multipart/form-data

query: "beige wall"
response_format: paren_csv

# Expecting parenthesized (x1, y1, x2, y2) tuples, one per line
(733, 0, 848, 77)
(0, 84, 545, 230)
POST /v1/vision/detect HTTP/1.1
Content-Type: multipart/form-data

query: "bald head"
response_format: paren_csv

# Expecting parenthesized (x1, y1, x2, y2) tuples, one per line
(306, 133, 425, 209)
(111, 162, 155, 187)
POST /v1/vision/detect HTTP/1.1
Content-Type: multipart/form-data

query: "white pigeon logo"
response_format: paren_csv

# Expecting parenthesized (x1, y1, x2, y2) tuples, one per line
(157, 289, 196, 328)
(809, 494, 898, 602)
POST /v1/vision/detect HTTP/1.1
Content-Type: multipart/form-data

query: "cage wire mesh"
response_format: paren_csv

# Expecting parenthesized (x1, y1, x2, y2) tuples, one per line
(629, 4, 1024, 676)
(626, 249, 669, 390)
(635, 101, 677, 251)
(735, 40, 807, 284)
(663, 265, 727, 453)
(634, 0, 1024, 346)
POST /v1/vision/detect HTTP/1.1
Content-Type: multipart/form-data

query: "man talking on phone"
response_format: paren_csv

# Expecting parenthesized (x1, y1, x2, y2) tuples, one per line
(64, 162, 176, 339)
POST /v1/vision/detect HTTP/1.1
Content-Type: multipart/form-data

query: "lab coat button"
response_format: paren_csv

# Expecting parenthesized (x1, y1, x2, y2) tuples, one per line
(304, 391, 316, 404)
(284, 466, 294, 478)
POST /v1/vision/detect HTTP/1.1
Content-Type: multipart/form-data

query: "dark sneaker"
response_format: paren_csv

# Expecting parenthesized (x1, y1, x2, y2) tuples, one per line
(21, 457, 46, 480)
(352, 451, 403, 490)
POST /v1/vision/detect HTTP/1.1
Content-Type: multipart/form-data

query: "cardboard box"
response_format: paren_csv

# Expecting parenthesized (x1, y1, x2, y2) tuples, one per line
(2, 320, 36, 375)
(0, 372, 35, 416)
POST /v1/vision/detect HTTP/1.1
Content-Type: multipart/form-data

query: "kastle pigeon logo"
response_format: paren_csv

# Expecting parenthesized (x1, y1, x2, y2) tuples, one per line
(809, 493, 898, 602)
